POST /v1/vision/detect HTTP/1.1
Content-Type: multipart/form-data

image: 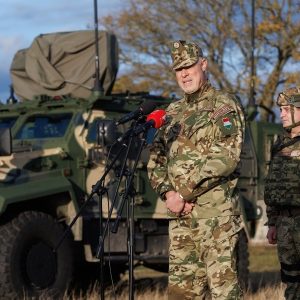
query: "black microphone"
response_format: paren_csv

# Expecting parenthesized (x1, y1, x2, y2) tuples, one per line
(115, 101, 157, 125)
(133, 109, 166, 135)
(116, 109, 166, 143)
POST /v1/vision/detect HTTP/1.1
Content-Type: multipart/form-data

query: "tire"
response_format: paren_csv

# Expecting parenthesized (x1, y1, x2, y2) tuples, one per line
(236, 229, 249, 291)
(0, 211, 73, 299)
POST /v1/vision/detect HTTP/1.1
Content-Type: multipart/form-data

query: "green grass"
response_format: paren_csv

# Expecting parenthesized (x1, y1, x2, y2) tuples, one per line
(23, 243, 282, 299)
(249, 243, 280, 273)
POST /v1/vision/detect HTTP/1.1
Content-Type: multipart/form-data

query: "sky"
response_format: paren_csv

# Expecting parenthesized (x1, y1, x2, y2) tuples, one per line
(0, 0, 125, 102)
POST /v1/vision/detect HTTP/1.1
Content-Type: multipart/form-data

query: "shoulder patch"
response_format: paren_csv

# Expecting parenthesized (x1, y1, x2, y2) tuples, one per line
(211, 104, 234, 121)
(216, 114, 237, 136)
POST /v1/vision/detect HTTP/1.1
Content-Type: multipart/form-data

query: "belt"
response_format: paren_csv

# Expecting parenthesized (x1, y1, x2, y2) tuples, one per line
(279, 207, 300, 217)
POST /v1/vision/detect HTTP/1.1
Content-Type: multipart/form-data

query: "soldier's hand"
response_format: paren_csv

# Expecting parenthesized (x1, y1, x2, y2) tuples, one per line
(181, 201, 195, 216)
(165, 191, 185, 216)
(266, 226, 277, 244)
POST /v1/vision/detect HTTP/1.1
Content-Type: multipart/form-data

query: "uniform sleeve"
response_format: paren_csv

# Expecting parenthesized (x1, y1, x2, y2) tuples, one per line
(264, 142, 281, 226)
(266, 205, 279, 226)
(147, 132, 174, 200)
(171, 101, 245, 199)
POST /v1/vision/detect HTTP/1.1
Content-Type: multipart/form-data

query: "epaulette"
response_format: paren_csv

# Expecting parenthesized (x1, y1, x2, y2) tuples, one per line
(211, 104, 234, 121)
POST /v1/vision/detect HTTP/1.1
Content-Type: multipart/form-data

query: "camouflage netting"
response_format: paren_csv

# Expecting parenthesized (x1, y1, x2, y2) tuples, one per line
(10, 30, 119, 100)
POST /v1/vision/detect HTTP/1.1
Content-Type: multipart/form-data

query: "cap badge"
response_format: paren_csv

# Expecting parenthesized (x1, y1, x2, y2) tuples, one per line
(173, 42, 180, 49)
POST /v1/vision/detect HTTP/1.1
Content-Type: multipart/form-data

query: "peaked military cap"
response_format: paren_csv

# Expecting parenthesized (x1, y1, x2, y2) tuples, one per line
(276, 87, 300, 107)
(170, 40, 203, 70)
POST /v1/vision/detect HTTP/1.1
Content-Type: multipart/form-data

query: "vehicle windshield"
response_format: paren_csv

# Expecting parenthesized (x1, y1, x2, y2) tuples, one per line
(0, 116, 18, 129)
(15, 113, 72, 139)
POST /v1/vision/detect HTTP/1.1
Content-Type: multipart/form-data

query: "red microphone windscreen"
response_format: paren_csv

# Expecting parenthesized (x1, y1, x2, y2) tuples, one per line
(146, 110, 166, 129)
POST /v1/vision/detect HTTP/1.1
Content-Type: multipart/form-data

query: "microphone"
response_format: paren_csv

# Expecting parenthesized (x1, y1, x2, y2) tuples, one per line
(115, 101, 157, 125)
(133, 109, 166, 135)
(116, 109, 166, 143)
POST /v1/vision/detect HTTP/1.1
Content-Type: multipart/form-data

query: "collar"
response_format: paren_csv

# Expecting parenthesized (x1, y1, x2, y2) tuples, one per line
(282, 130, 300, 140)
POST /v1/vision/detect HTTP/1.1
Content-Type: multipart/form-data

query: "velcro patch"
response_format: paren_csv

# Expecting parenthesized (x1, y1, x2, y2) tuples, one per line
(211, 104, 234, 121)
(216, 114, 237, 136)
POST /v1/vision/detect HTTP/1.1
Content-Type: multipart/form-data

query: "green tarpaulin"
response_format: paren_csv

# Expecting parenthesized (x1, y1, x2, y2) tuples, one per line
(10, 30, 119, 100)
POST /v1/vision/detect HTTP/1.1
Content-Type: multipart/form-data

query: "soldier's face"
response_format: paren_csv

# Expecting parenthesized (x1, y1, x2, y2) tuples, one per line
(175, 59, 207, 94)
(280, 105, 300, 128)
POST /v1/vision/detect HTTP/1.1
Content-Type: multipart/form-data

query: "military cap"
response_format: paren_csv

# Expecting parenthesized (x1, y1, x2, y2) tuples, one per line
(170, 40, 203, 70)
(276, 87, 300, 107)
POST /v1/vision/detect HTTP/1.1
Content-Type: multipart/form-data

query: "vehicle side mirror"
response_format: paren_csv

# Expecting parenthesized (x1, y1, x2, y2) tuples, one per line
(0, 127, 12, 156)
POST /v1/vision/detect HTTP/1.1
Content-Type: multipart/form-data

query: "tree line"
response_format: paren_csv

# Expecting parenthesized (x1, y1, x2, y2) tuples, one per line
(101, 0, 300, 120)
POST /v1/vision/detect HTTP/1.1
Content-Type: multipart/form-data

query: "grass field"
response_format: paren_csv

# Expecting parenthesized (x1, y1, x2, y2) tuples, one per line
(246, 242, 283, 299)
(120, 243, 283, 299)
(70, 242, 284, 299)
(249, 242, 280, 273)
(26, 243, 285, 299)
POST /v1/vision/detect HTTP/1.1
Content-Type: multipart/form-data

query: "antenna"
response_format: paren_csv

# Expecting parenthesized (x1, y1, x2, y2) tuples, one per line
(249, 0, 256, 106)
(6, 85, 17, 104)
(93, 0, 104, 95)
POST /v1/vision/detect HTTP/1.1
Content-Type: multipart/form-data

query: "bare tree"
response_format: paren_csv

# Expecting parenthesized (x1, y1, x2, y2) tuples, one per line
(102, 0, 300, 120)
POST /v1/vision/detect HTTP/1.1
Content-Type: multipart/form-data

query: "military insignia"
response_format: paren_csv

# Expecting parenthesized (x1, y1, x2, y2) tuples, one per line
(222, 117, 232, 129)
(211, 104, 234, 121)
(173, 42, 180, 49)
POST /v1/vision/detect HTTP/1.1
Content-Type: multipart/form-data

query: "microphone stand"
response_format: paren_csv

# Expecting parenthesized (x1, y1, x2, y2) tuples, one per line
(110, 129, 149, 300)
(94, 121, 139, 300)
(95, 123, 137, 258)
(54, 140, 130, 300)
(98, 122, 109, 300)
(55, 120, 151, 300)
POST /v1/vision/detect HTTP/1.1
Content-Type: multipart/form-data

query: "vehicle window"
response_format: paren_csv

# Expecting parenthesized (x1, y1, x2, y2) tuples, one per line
(15, 113, 72, 139)
(86, 119, 98, 143)
(87, 119, 119, 144)
(0, 116, 18, 129)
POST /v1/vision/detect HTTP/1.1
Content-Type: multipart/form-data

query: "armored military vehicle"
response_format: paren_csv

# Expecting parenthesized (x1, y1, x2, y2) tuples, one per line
(0, 29, 282, 298)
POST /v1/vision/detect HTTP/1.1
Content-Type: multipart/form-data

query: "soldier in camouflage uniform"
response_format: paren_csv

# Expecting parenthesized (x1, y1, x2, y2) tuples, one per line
(147, 40, 245, 299)
(265, 87, 300, 300)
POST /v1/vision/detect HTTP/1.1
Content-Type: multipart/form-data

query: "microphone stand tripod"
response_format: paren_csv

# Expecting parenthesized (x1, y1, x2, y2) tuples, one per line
(56, 121, 150, 300)
(95, 126, 150, 300)
(109, 129, 150, 300)
(95, 121, 142, 300)
(54, 140, 130, 300)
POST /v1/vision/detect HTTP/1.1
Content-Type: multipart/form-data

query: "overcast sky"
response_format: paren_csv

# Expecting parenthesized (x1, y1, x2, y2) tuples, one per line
(0, 0, 125, 102)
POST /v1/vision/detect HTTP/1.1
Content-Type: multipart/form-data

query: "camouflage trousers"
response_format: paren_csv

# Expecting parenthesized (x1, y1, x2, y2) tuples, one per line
(168, 215, 243, 300)
(276, 216, 300, 300)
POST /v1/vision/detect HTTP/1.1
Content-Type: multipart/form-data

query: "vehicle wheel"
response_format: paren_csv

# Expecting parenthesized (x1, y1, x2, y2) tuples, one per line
(0, 211, 73, 299)
(236, 229, 249, 291)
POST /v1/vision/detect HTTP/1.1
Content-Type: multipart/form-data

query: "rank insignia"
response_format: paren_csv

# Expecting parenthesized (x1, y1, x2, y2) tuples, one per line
(222, 117, 232, 129)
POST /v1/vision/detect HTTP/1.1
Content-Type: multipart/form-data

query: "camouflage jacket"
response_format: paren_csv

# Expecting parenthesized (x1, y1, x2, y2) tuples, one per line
(147, 82, 245, 218)
(264, 132, 300, 226)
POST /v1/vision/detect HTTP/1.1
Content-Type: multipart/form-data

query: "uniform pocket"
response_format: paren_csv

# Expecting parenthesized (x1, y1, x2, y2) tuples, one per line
(212, 215, 242, 241)
(182, 111, 211, 138)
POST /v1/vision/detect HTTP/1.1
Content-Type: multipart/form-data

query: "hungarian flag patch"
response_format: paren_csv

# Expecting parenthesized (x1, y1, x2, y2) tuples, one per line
(222, 117, 232, 129)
